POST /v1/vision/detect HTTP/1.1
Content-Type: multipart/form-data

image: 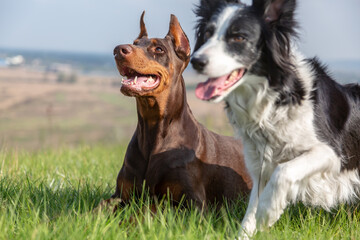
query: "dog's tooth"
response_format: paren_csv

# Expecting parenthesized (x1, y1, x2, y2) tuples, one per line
(134, 76, 138, 84)
(148, 77, 154, 83)
(231, 70, 238, 78)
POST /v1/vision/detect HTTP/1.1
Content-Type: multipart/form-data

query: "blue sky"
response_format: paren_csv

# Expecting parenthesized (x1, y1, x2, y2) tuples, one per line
(0, 0, 359, 61)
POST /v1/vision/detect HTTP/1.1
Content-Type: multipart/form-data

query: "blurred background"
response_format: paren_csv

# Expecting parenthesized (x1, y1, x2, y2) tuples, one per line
(0, 0, 359, 151)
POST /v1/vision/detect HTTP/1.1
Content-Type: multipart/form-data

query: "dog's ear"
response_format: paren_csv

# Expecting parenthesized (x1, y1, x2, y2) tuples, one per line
(252, 0, 296, 23)
(253, 0, 300, 97)
(166, 14, 190, 61)
(137, 11, 148, 39)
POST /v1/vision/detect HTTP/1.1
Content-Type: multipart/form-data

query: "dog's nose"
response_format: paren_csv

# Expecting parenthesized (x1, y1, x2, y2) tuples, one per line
(114, 45, 133, 58)
(191, 56, 208, 72)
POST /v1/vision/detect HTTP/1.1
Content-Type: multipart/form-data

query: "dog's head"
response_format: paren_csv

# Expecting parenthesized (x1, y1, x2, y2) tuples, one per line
(114, 12, 190, 97)
(191, 0, 299, 103)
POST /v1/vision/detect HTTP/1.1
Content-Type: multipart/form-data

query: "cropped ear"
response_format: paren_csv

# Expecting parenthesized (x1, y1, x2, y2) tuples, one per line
(166, 15, 191, 61)
(137, 11, 148, 39)
(252, 0, 296, 23)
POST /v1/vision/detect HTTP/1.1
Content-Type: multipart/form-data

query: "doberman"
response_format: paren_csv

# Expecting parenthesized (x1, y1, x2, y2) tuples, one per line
(103, 12, 251, 210)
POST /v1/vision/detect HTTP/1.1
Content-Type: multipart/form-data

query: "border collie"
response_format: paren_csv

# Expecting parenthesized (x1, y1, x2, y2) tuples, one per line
(191, 0, 360, 238)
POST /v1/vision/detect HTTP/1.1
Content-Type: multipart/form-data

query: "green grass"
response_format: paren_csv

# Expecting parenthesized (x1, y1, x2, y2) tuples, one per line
(0, 145, 359, 239)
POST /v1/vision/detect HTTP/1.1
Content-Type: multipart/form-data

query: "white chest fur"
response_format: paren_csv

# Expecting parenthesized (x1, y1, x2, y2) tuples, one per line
(225, 74, 319, 172)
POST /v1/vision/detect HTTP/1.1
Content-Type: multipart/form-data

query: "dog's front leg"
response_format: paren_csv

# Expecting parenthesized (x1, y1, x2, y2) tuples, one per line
(238, 178, 259, 240)
(255, 144, 338, 230)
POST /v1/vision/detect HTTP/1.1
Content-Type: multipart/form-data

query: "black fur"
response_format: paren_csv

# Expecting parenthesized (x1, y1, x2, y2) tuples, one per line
(309, 58, 360, 170)
(193, 0, 243, 51)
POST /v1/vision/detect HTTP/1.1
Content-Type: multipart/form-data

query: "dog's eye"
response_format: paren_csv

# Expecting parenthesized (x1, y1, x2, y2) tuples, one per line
(231, 36, 245, 43)
(204, 31, 212, 41)
(155, 47, 164, 53)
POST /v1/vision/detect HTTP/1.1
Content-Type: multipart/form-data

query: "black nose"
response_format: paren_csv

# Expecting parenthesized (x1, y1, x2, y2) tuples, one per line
(114, 45, 133, 58)
(191, 56, 208, 72)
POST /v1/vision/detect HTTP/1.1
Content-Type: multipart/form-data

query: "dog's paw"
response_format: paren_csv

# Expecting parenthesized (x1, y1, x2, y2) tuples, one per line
(255, 204, 271, 230)
(236, 230, 251, 240)
(255, 202, 284, 231)
(237, 219, 257, 240)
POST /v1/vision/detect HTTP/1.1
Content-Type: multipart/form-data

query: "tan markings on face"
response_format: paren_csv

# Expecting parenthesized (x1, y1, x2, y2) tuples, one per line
(120, 46, 173, 119)
(125, 47, 170, 88)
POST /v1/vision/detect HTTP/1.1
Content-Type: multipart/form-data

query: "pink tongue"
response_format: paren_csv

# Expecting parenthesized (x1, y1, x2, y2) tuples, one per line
(128, 76, 148, 83)
(195, 74, 229, 101)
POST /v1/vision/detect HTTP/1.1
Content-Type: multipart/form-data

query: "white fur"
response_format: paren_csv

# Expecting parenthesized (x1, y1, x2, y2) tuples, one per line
(222, 52, 360, 238)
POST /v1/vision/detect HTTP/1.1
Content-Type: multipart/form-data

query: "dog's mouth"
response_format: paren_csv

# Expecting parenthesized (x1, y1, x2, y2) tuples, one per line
(195, 68, 247, 101)
(119, 66, 160, 93)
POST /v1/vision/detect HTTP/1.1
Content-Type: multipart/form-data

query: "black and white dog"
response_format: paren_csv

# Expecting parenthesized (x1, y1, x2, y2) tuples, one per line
(191, 0, 360, 238)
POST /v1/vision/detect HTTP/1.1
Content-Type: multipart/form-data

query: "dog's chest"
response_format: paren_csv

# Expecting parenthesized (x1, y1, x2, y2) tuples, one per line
(226, 97, 319, 165)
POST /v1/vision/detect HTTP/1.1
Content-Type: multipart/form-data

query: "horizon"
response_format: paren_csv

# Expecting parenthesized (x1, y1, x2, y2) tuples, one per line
(1, 47, 360, 67)
(1, 45, 360, 63)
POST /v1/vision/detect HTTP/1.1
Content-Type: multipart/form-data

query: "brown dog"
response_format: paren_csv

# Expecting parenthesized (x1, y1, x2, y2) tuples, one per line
(106, 12, 251, 209)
